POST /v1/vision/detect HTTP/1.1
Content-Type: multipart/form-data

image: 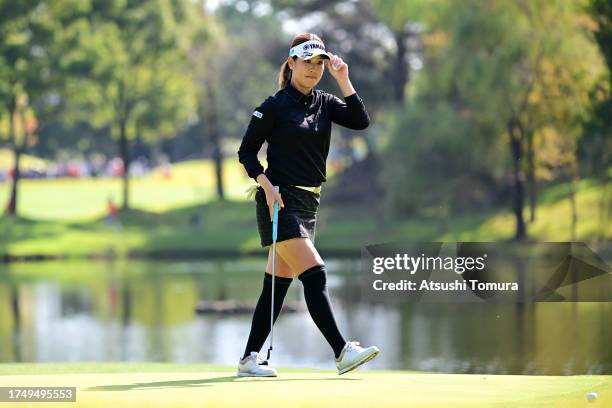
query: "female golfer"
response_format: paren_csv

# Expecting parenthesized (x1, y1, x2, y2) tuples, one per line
(237, 33, 380, 377)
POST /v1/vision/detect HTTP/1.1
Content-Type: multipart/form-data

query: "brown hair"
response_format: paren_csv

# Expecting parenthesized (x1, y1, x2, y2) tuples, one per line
(277, 33, 325, 90)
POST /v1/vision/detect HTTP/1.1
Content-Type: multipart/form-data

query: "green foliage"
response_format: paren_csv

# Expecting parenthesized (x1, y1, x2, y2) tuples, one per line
(383, 101, 476, 216)
(382, 0, 604, 222)
(191, 9, 286, 141)
(68, 0, 199, 142)
(0, 0, 85, 137)
(589, 0, 612, 74)
(370, 0, 441, 32)
(580, 0, 612, 179)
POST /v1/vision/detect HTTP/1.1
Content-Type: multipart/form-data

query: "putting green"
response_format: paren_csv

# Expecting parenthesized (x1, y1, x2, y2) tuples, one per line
(0, 364, 609, 407)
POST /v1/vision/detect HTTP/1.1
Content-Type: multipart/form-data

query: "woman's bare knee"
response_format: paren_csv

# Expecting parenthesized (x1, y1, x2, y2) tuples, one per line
(276, 238, 324, 275)
(266, 246, 294, 278)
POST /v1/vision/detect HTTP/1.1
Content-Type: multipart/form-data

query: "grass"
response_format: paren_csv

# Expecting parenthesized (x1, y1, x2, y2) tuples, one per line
(439, 179, 611, 242)
(0, 203, 261, 257)
(0, 160, 609, 257)
(0, 363, 609, 407)
(0, 158, 250, 221)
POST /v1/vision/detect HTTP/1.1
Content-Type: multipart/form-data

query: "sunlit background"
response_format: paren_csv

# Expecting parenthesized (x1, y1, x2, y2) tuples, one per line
(0, 0, 610, 374)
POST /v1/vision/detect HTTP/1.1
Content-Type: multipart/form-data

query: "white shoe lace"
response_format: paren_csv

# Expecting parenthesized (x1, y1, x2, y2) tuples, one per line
(240, 352, 260, 365)
(345, 341, 361, 353)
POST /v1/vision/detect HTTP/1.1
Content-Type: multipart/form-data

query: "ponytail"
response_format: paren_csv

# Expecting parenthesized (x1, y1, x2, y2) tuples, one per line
(277, 59, 293, 90)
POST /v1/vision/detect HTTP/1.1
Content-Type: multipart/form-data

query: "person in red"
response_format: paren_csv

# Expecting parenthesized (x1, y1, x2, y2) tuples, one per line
(106, 196, 120, 227)
(237, 33, 379, 377)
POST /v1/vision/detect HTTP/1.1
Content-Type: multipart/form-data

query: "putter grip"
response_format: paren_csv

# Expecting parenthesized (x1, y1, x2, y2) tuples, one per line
(272, 185, 279, 241)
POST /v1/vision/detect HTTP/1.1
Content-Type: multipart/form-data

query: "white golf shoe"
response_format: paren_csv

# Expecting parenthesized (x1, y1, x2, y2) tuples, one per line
(335, 341, 380, 375)
(237, 352, 278, 377)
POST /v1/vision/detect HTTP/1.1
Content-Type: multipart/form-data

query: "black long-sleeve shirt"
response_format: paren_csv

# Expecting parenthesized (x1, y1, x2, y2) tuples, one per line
(237, 81, 370, 187)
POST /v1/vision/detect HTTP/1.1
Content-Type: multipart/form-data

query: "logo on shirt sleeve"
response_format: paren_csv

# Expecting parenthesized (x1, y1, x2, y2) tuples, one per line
(253, 110, 263, 119)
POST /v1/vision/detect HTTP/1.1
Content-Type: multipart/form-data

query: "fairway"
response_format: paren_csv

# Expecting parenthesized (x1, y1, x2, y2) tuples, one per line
(0, 158, 254, 221)
(0, 364, 609, 407)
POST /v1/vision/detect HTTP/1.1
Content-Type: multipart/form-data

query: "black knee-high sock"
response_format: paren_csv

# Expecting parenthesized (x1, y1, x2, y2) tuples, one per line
(242, 273, 293, 359)
(298, 265, 346, 358)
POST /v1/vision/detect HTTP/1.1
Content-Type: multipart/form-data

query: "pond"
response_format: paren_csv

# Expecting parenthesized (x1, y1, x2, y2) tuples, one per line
(0, 259, 609, 375)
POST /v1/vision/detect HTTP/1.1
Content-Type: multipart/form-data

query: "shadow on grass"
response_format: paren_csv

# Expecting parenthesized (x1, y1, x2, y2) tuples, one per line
(85, 375, 358, 391)
(0, 216, 62, 254)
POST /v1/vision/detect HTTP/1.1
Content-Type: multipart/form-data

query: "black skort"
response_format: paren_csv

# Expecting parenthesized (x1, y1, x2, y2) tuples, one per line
(255, 184, 320, 247)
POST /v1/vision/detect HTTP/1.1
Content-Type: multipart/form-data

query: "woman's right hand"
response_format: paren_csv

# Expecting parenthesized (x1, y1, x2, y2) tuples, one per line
(263, 185, 284, 220)
(255, 173, 285, 219)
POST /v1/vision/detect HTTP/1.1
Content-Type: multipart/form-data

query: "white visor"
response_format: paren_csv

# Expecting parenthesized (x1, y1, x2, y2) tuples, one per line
(289, 40, 331, 60)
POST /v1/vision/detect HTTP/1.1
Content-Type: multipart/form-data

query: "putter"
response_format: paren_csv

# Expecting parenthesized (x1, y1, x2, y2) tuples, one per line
(265, 185, 280, 363)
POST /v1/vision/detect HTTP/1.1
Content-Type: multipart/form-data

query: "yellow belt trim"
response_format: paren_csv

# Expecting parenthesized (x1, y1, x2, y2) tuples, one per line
(244, 184, 321, 200)
(295, 185, 322, 194)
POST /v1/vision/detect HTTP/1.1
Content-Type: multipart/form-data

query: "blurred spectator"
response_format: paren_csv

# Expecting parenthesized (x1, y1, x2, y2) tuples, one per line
(89, 154, 107, 178)
(110, 158, 124, 177)
(161, 162, 173, 179)
(129, 156, 150, 177)
(105, 196, 122, 229)
(67, 162, 80, 177)
(0, 155, 157, 180)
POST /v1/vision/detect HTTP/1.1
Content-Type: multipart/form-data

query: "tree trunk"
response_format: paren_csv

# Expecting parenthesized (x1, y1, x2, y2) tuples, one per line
(601, 178, 611, 241)
(568, 168, 578, 241)
(11, 285, 20, 331)
(6, 105, 19, 217)
(508, 118, 527, 240)
(10, 283, 21, 361)
(526, 130, 536, 222)
(204, 83, 224, 200)
(7, 148, 21, 216)
(119, 118, 130, 210)
(393, 30, 408, 105)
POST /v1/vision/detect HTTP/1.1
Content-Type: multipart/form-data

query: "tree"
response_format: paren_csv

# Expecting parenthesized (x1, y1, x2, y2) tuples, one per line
(74, 0, 198, 210)
(187, 5, 233, 200)
(510, 0, 601, 227)
(191, 0, 287, 199)
(369, 0, 448, 105)
(382, 0, 602, 240)
(581, 0, 612, 239)
(383, 0, 529, 234)
(267, 0, 420, 203)
(0, 0, 84, 216)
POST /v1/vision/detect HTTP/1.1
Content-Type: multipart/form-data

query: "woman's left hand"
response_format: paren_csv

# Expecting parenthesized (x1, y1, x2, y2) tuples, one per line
(326, 52, 349, 82)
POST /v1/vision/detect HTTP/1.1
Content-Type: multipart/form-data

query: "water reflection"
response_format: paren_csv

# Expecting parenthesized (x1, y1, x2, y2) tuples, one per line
(0, 259, 609, 374)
